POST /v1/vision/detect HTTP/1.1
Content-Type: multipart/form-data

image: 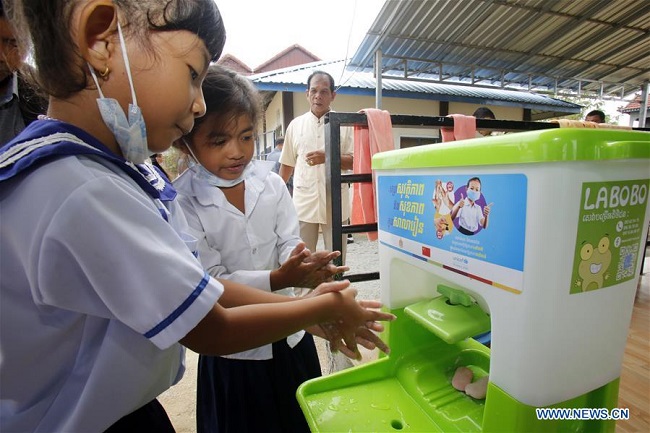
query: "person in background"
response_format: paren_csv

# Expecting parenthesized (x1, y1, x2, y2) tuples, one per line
(472, 106, 496, 137)
(266, 136, 284, 173)
(174, 65, 379, 433)
(278, 71, 353, 263)
(267, 136, 292, 194)
(585, 109, 605, 123)
(0, 1, 394, 431)
(0, 2, 46, 145)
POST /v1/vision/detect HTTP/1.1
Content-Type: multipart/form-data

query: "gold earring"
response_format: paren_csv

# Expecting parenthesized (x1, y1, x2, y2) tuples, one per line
(99, 66, 110, 78)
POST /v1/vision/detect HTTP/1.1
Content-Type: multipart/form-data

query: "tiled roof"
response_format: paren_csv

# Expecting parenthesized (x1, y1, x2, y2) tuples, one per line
(619, 96, 650, 113)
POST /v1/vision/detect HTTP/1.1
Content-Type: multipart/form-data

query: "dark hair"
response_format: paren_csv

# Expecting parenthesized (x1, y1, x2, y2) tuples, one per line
(187, 64, 261, 142)
(307, 70, 335, 92)
(586, 110, 605, 122)
(473, 107, 495, 119)
(4, 0, 225, 98)
(275, 137, 285, 146)
(467, 177, 481, 188)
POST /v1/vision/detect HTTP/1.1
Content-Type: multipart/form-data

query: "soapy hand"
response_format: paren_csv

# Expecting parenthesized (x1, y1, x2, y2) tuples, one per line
(304, 285, 394, 360)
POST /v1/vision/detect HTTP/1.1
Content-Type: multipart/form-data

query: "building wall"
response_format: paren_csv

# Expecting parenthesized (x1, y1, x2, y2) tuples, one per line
(261, 91, 525, 152)
(260, 94, 284, 154)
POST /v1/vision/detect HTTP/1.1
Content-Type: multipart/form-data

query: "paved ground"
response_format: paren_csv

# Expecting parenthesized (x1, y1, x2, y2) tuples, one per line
(158, 234, 382, 432)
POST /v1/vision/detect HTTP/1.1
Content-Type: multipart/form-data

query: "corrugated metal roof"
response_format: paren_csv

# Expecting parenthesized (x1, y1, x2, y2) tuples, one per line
(250, 59, 581, 117)
(349, 0, 650, 100)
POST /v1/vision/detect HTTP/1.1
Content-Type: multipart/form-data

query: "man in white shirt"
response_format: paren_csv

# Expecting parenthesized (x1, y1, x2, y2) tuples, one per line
(279, 71, 353, 263)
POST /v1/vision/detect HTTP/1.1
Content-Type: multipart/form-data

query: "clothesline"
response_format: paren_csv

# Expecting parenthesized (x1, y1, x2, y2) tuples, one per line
(324, 112, 650, 132)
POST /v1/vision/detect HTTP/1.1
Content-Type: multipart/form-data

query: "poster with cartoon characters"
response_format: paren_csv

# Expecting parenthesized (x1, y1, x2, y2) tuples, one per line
(570, 179, 649, 294)
(377, 173, 527, 294)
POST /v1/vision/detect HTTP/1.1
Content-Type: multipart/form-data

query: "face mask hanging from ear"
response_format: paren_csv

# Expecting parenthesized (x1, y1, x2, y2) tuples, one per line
(88, 21, 149, 164)
(182, 139, 252, 188)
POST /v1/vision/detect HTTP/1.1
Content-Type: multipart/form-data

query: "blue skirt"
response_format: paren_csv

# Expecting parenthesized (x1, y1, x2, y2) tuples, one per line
(196, 334, 321, 433)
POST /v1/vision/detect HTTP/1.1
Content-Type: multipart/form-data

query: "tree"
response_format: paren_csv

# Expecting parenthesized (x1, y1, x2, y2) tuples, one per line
(556, 96, 623, 124)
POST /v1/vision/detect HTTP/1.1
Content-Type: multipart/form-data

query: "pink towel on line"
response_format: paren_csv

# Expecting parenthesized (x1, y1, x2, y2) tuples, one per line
(441, 114, 477, 142)
(352, 108, 393, 241)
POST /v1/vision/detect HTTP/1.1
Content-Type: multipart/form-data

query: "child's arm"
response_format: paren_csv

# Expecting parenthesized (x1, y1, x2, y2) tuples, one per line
(180, 279, 396, 357)
(451, 193, 465, 219)
(443, 191, 455, 210)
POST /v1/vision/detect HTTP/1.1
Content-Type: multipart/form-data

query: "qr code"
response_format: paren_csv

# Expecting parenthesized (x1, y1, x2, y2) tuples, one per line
(616, 245, 638, 280)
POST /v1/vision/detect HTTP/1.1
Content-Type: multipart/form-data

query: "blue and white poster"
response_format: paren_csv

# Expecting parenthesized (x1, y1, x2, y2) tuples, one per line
(377, 173, 527, 293)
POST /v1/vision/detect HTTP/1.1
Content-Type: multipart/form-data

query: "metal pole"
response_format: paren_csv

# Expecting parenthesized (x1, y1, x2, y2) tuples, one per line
(639, 81, 649, 128)
(375, 49, 383, 109)
(324, 113, 344, 267)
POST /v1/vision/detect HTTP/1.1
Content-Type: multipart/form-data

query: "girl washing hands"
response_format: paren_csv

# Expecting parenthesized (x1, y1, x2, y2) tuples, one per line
(173, 65, 377, 433)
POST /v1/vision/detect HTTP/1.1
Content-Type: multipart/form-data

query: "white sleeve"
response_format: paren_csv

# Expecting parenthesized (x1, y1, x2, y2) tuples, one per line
(177, 193, 273, 291)
(39, 176, 223, 350)
(279, 121, 297, 167)
(270, 173, 302, 263)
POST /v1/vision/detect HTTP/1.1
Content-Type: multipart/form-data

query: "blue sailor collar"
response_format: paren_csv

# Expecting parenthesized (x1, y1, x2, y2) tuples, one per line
(0, 119, 176, 204)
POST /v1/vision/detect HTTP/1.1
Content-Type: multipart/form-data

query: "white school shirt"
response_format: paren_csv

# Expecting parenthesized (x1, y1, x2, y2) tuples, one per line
(457, 198, 484, 232)
(279, 110, 353, 224)
(174, 160, 305, 360)
(0, 154, 223, 432)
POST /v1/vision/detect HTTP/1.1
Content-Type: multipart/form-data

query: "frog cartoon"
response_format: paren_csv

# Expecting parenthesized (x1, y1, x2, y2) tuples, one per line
(576, 235, 612, 291)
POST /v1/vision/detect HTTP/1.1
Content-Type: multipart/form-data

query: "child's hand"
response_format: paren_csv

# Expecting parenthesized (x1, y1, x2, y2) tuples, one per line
(457, 193, 466, 207)
(304, 249, 349, 281)
(321, 301, 390, 359)
(306, 282, 396, 358)
(434, 216, 449, 232)
(484, 202, 493, 216)
(288, 242, 311, 260)
(273, 248, 349, 290)
(314, 324, 389, 360)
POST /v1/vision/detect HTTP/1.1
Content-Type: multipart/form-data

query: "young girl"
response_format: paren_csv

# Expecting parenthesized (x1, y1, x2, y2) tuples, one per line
(0, 1, 394, 432)
(173, 65, 358, 433)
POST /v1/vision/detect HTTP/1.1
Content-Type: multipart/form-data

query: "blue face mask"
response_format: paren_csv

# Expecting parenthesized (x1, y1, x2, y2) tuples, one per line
(466, 189, 481, 202)
(88, 21, 149, 164)
(183, 139, 252, 188)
